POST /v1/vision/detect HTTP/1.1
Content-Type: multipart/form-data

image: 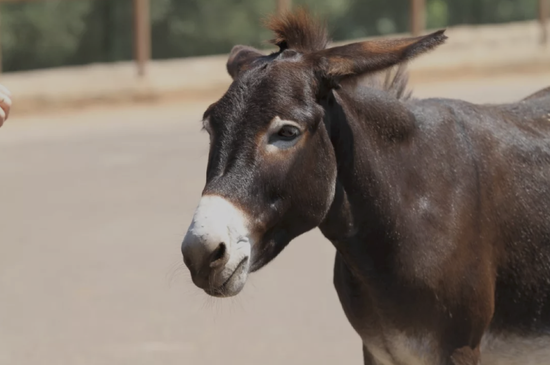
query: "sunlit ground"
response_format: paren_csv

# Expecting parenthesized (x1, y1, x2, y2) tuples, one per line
(1, 70, 550, 365)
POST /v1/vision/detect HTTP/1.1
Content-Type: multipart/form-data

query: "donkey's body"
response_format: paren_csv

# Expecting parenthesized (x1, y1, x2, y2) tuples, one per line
(324, 81, 550, 364)
(181, 10, 550, 364)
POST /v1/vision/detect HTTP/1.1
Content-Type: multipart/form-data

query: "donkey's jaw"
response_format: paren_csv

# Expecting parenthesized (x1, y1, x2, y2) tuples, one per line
(205, 256, 250, 297)
(181, 195, 253, 297)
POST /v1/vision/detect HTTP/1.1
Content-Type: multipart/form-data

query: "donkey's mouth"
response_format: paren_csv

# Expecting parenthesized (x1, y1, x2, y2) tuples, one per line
(205, 257, 249, 298)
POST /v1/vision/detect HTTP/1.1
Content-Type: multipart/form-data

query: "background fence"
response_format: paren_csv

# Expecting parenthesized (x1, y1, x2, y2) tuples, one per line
(0, 0, 547, 76)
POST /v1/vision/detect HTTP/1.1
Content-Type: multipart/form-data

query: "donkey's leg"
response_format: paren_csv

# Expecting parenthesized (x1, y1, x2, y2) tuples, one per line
(334, 254, 380, 364)
(449, 346, 481, 365)
(439, 278, 492, 365)
(362, 345, 378, 365)
(438, 297, 491, 365)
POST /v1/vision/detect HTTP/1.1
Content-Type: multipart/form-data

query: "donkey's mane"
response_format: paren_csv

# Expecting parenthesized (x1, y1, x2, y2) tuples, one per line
(265, 8, 412, 101)
(355, 65, 413, 101)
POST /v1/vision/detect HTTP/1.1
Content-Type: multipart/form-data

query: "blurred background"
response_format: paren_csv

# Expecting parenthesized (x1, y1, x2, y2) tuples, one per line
(0, 1, 549, 365)
(0, 0, 545, 72)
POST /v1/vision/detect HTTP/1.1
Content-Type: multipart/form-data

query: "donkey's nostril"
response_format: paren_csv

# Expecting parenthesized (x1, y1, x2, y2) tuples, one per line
(209, 242, 229, 268)
(212, 243, 226, 261)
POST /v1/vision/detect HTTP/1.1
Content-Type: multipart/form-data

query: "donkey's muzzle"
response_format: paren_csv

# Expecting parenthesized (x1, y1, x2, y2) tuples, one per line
(181, 195, 253, 297)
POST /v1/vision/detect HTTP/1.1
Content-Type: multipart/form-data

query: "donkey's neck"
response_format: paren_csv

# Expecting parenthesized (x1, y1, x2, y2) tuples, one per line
(319, 86, 418, 266)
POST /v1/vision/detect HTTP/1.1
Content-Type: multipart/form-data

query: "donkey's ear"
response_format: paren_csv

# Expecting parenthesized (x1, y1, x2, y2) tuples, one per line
(309, 30, 447, 81)
(226, 45, 264, 80)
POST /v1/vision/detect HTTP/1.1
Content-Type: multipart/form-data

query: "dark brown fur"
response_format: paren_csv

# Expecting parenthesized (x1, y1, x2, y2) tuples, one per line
(182, 9, 550, 365)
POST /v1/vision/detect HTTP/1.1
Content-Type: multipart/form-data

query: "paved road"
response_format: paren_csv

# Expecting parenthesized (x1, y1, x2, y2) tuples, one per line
(1, 71, 550, 365)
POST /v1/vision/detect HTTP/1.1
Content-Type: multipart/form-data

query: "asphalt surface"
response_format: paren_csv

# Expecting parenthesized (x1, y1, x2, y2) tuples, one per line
(1, 71, 550, 365)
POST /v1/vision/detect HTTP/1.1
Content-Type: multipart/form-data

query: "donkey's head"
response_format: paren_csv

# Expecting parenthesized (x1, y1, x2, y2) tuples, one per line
(181, 9, 447, 297)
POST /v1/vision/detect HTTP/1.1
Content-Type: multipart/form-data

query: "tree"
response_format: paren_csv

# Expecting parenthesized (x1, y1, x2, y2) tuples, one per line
(0, 0, 540, 73)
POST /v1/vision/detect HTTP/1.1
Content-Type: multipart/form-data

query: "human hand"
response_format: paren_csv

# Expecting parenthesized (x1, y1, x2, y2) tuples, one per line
(0, 85, 12, 128)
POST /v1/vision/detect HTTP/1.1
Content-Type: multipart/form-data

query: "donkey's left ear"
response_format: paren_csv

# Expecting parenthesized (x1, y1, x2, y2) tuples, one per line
(308, 30, 447, 83)
(226, 45, 264, 80)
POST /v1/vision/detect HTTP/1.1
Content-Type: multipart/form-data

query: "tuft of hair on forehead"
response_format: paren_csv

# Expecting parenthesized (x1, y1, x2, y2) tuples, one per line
(265, 7, 329, 53)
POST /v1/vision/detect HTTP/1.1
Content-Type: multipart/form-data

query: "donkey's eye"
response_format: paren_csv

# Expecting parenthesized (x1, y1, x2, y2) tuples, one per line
(266, 118, 303, 151)
(277, 125, 301, 140)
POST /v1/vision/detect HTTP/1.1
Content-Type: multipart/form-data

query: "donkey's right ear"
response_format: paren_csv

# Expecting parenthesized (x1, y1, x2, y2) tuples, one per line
(226, 45, 264, 80)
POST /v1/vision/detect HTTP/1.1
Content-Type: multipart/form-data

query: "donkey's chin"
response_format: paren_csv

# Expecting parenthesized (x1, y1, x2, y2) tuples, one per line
(205, 257, 250, 298)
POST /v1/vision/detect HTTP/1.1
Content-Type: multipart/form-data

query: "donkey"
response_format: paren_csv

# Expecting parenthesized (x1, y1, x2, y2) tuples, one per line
(181, 9, 550, 365)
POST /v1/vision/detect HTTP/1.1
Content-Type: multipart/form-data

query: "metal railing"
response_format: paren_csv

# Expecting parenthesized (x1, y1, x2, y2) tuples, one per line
(0, 0, 547, 77)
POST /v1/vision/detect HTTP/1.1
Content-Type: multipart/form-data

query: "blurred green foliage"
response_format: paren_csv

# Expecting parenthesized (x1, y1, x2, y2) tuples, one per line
(0, 0, 539, 73)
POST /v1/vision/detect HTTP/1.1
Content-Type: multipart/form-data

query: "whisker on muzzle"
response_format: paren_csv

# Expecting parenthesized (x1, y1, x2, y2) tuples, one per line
(165, 259, 190, 288)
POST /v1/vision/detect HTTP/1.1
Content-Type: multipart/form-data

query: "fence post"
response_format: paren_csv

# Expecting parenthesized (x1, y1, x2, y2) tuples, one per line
(410, 0, 426, 36)
(540, 0, 549, 45)
(276, 0, 291, 15)
(133, 0, 151, 77)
